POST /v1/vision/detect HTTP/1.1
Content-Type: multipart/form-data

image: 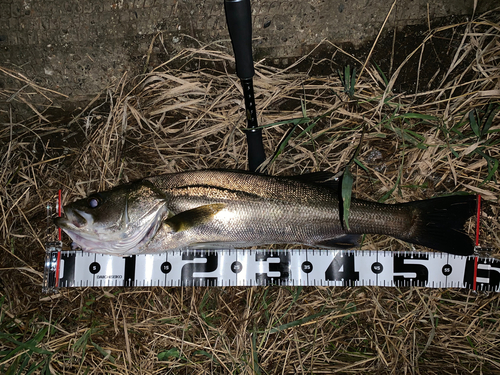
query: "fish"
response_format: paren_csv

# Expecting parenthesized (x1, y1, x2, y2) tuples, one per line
(54, 169, 478, 256)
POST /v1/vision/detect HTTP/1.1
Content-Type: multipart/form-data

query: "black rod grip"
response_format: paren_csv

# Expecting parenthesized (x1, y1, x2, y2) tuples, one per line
(242, 78, 265, 171)
(224, 0, 255, 79)
(241, 78, 258, 129)
(247, 129, 266, 172)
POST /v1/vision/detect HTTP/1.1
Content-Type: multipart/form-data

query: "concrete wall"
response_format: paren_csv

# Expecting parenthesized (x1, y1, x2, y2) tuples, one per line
(0, 0, 497, 111)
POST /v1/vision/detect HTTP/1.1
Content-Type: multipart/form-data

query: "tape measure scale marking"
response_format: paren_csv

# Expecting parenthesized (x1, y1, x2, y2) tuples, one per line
(42, 249, 500, 291)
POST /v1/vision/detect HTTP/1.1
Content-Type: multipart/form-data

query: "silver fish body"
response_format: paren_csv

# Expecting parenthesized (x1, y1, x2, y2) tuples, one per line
(55, 170, 476, 255)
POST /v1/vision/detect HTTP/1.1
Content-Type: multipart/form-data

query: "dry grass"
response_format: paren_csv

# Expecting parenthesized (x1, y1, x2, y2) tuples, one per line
(1, 10, 500, 375)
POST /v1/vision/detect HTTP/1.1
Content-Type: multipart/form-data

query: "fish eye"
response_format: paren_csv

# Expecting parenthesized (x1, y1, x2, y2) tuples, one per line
(87, 196, 101, 209)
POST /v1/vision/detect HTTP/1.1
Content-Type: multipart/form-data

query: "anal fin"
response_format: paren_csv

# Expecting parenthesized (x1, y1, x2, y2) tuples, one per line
(314, 234, 361, 249)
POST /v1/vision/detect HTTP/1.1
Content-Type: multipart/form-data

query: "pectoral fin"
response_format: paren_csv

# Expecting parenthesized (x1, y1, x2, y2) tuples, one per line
(165, 203, 226, 232)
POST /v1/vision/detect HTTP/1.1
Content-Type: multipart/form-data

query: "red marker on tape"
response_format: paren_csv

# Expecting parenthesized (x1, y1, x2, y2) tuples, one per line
(58, 189, 62, 241)
(55, 189, 62, 288)
(472, 195, 482, 291)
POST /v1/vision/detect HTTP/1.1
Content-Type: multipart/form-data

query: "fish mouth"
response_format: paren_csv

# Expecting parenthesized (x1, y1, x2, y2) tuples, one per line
(54, 207, 91, 229)
(53, 207, 113, 252)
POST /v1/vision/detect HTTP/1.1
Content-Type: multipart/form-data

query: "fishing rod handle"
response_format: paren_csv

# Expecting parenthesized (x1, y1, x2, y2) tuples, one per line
(246, 129, 266, 172)
(242, 78, 265, 171)
(224, 0, 255, 79)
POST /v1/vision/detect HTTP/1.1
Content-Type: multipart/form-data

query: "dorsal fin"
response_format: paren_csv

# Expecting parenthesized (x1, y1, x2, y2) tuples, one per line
(209, 168, 340, 190)
(285, 171, 340, 190)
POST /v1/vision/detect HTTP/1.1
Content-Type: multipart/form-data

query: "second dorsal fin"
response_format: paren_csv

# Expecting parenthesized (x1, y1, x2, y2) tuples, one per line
(285, 171, 340, 190)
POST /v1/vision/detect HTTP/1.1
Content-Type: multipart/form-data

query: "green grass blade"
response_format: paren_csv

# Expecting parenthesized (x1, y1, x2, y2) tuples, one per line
(295, 119, 320, 141)
(269, 311, 329, 334)
(270, 122, 300, 164)
(295, 104, 343, 142)
(158, 347, 183, 361)
(486, 158, 499, 183)
(449, 145, 460, 158)
(481, 104, 500, 137)
(343, 66, 350, 92)
(244, 116, 310, 131)
(193, 350, 219, 365)
(469, 110, 480, 137)
(350, 67, 357, 96)
(473, 149, 499, 183)
(24, 359, 48, 375)
(91, 341, 116, 363)
(340, 128, 365, 229)
(341, 166, 354, 230)
(17, 355, 31, 374)
(300, 97, 307, 118)
(379, 171, 401, 203)
(273, 286, 304, 327)
(354, 158, 369, 172)
(0, 328, 52, 363)
(251, 332, 262, 375)
(73, 329, 92, 354)
(403, 129, 426, 141)
(379, 143, 405, 203)
(399, 113, 438, 121)
(373, 62, 388, 86)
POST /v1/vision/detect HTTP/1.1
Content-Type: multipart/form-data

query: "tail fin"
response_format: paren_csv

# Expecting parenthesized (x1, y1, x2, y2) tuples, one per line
(397, 195, 477, 255)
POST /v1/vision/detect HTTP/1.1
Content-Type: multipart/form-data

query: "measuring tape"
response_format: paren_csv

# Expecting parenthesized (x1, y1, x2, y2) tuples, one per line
(43, 247, 498, 291)
(43, 191, 497, 292)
